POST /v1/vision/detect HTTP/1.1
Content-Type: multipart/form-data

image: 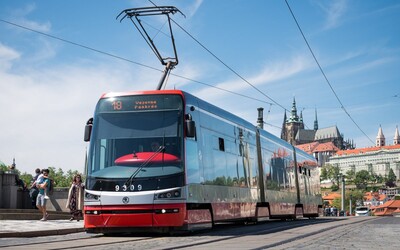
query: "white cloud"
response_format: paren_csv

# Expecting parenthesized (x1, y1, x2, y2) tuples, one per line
(8, 3, 52, 33)
(0, 42, 20, 70)
(191, 54, 312, 102)
(0, 42, 156, 174)
(186, 0, 203, 18)
(318, 0, 347, 30)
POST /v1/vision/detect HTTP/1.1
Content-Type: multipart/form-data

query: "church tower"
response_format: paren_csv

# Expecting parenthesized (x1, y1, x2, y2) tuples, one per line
(281, 97, 303, 145)
(376, 125, 385, 147)
(394, 126, 400, 145)
(314, 108, 318, 131)
(280, 111, 287, 140)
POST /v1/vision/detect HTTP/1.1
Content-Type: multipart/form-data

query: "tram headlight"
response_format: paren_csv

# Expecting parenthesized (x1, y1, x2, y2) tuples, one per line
(85, 192, 99, 201)
(155, 189, 181, 200)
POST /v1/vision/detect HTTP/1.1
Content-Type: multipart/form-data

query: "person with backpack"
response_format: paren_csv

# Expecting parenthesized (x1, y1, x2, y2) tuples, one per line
(36, 169, 50, 221)
(66, 174, 85, 221)
(29, 168, 41, 208)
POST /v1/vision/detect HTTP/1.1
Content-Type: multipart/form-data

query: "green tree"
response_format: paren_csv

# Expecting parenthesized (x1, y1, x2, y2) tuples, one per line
(385, 168, 397, 187)
(320, 167, 328, 181)
(0, 161, 84, 188)
(331, 184, 339, 192)
(48, 167, 84, 187)
(331, 197, 341, 210)
(331, 190, 364, 214)
(345, 169, 356, 183)
(347, 189, 364, 214)
(0, 162, 7, 171)
(19, 173, 33, 188)
(321, 164, 341, 185)
(354, 170, 370, 190)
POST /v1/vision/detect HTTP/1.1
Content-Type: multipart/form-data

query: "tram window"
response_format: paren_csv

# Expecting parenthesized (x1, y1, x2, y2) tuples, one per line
(218, 137, 225, 151)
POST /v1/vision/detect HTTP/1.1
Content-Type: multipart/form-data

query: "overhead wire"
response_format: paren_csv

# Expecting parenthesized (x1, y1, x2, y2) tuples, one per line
(0, 19, 162, 73)
(147, 0, 288, 112)
(0, 18, 274, 107)
(284, 0, 375, 145)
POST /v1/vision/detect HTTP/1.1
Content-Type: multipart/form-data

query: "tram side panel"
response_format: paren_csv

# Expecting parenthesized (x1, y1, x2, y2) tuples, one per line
(295, 152, 322, 217)
(259, 134, 298, 218)
(185, 97, 259, 223)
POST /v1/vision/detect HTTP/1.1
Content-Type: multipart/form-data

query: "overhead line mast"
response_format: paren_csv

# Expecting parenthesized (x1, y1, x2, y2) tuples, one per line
(117, 6, 185, 90)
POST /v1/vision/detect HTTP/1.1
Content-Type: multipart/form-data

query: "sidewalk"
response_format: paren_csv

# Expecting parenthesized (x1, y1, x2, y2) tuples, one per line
(0, 219, 84, 238)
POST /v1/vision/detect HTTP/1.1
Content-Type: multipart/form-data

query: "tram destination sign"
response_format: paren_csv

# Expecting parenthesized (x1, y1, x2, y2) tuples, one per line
(97, 94, 182, 112)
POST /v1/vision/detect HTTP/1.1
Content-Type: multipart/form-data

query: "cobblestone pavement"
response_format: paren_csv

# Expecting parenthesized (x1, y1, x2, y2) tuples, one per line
(0, 219, 84, 238)
(280, 217, 400, 250)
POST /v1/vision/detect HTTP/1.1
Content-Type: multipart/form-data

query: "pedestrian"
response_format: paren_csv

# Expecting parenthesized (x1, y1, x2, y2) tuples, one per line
(36, 169, 50, 221)
(66, 174, 85, 221)
(29, 168, 41, 208)
(32, 169, 50, 199)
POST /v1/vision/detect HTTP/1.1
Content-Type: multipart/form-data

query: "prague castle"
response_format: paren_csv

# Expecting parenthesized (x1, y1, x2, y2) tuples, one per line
(327, 126, 400, 180)
(280, 98, 354, 150)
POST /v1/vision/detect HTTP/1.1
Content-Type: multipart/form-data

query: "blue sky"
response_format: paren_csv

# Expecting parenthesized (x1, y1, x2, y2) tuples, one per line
(1, 0, 399, 175)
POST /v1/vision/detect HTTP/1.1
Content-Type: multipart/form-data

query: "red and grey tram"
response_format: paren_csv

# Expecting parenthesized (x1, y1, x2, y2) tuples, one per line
(83, 90, 322, 234)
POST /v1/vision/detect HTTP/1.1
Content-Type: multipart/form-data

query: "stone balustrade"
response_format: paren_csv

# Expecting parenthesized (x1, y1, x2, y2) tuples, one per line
(0, 170, 70, 212)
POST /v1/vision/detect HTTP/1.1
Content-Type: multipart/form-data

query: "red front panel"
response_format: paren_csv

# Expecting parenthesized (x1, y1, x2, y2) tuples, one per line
(153, 203, 186, 227)
(84, 203, 186, 229)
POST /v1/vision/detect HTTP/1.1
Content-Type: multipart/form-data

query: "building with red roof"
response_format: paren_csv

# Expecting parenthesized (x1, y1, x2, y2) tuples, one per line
(327, 126, 400, 179)
(363, 191, 388, 207)
(322, 192, 341, 205)
(296, 141, 340, 167)
(373, 199, 400, 216)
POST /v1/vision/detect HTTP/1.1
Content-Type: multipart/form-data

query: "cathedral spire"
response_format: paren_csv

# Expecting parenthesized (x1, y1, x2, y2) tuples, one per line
(314, 108, 318, 131)
(376, 125, 385, 147)
(394, 126, 400, 145)
(288, 97, 299, 122)
(281, 111, 287, 140)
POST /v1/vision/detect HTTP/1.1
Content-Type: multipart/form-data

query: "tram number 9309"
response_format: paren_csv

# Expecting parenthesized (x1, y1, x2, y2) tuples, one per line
(115, 184, 143, 192)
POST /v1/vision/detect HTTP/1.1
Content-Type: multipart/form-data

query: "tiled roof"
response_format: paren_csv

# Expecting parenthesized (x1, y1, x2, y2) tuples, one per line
(322, 192, 341, 200)
(363, 192, 387, 202)
(374, 200, 400, 216)
(296, 142, 339, 154)
(335, 144, 400, 156)
(314, 142, 340, 152)
(296, 142, 319, 154)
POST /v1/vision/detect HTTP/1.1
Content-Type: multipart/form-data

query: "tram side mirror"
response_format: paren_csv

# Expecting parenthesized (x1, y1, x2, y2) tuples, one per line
(185, 114, 196, 138)
(84, 118, 93, 142)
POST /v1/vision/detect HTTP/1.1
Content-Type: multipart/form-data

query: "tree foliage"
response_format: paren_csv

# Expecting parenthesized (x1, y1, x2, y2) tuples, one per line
(48, 167, 83, 187)
(345, 169, 355, 183)
(347, 189, 364, 214)
(385, 168, 397, 187)
(321, 164, 341, 185)
(354, 170, 370, 190)
(0, 160, 83, 188)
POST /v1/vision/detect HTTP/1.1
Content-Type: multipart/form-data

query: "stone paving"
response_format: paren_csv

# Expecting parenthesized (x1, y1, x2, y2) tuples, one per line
(280, 217, 400, 250)
(0, 219, 84, 238)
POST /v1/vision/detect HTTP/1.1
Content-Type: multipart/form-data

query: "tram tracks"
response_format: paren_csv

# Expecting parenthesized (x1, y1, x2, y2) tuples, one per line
(0, 217, 377, 250)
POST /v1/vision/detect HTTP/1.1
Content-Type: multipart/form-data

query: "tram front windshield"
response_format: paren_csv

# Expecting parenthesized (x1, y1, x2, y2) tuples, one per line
(86, 95, 184, 191)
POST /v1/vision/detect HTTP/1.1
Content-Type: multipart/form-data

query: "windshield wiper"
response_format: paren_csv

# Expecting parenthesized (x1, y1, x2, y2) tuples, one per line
(124, 145, 165, 186)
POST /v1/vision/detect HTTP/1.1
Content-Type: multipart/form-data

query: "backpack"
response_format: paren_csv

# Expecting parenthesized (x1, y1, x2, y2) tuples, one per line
(48, 179, 54, 196)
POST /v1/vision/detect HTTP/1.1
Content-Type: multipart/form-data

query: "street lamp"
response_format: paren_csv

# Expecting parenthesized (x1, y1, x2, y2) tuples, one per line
(349, 194, 353, 216)
(340, 174, 345, 216)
